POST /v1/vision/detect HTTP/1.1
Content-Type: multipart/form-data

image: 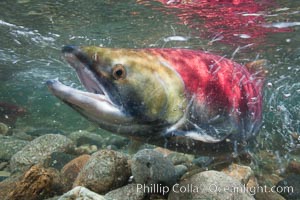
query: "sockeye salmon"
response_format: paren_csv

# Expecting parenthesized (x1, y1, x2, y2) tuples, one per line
(47, 46, 264, 156)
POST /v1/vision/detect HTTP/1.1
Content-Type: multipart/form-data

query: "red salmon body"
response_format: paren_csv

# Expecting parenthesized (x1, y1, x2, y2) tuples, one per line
(147, 48, 263, 140)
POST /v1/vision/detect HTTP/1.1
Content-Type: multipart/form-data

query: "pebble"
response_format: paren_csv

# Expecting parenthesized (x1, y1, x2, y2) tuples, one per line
(174, 165, 188, 179)
(276, 174, 300, 199)
(45, 196, 60, 200)
(286, 160, 300, 174)
(68, 130, 103, 147)
(43, 152, 77, 170)
(0, 162, 8, 171)
(246, 176, 259, 189)
(5, 165, 63, 200)
(73, 150, 131, 194)
(105, 184, 146, 200)
(166, 152, 194, 165)
(149, 194, 167, 200)
(0, 171, 10, 182)
(58, 186, 107, 200)
(25, 128, 65, 137)
(0, 122, 9, 135)
(102, 135, 129, 149)
(10, 134, 75, 173)
(105, 144, 119, 151)
(154, 147, 173, 156)
(0, 135, 29, 161)
(255, 150, 285, 173)
(131, 149, 177, 187)
(255, 189, 286, 200)
(154, 147, 194, 166)
(192, 156, 214, 167)
(12, 131, 33, 141)
(74, 144, 98, 155)
(167, 170, 255, 200)
(0, 176, 8, 182)
(61, 154, 90, 191)
(257, 173, 283, 186)
(0, 171, 10, 177)
(0, 174, 20, 199)
(222, 163, 254, 184)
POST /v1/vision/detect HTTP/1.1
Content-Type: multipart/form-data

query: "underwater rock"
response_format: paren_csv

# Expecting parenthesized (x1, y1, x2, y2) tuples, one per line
(174, 165, 188, 179)
(290, 132, 300, 154)
(6, 165, 63, 200)
(166, 151, 194, 166)
(246, 176, 259, 190)
(0, 171, 10, 182)
(0, 176, 8, 182)
(0, 136, 29, 161)
(276, 174, 300, 199)
(25, 128, 65, 137)
(58, 186, 107, 200)
(0, 162, 8, 171)
(255, 190, 285, 200)
(222, 163, 254, 184)
(61, 154, 90, 192)
(102, 135, 129, 149)
(74, 144, 98, 155)
(255, 150, 286, 174)
(0, 173, 20, 199)
(192, 156, 214, 168)
(154, 147, 173, 156)
(168, 170, 255, 200)
(256, 173, 283, 189)
(73, 150, 131, 194)
(43, 152, 77, 171)
(10, 134, 75, 172)
(131, 149, 177, 187)
(105, 184, 146, 200)
(155, 146, 194, 165)
(0, 122, 9, 135)
(286, 160, 300, 174)
(105, 144, 119, 151)
(68, 130, 103, 147)
(148, 194, 167, 200)
(45, 196, 60, 200)
(12, 130, 34, 141)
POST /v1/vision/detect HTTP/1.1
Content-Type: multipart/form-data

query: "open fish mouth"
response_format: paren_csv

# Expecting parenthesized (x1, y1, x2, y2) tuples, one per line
(61, 45, 107, 98)
(46, 46, 132, 126)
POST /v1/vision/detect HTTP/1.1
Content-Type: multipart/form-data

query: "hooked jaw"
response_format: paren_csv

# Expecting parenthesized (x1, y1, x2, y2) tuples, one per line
(46, 46, 133, 131)
(61, 45, 106, 96)
(46, 79, 128, 122)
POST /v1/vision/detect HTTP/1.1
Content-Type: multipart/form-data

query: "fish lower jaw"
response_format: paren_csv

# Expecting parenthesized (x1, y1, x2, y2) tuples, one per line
(46, 79, 132, 123)
(47, 79, 112, 104)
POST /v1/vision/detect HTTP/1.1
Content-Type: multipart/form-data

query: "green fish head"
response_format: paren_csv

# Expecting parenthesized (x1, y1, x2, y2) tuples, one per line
(47, 46, 186, 138)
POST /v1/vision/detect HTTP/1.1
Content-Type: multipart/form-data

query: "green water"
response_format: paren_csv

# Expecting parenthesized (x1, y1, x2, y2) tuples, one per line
(0, 0, 299, 155)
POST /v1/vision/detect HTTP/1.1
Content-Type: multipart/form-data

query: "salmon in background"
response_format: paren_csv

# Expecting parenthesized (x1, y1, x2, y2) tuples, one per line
(139, 0, 291, 47)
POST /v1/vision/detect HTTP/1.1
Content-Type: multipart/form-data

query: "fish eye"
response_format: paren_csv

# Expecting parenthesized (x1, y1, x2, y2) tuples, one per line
(112, 64, 126, 80)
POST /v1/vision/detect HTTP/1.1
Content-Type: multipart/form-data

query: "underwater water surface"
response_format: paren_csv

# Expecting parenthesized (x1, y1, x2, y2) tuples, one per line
(0, 0, 299, 178)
